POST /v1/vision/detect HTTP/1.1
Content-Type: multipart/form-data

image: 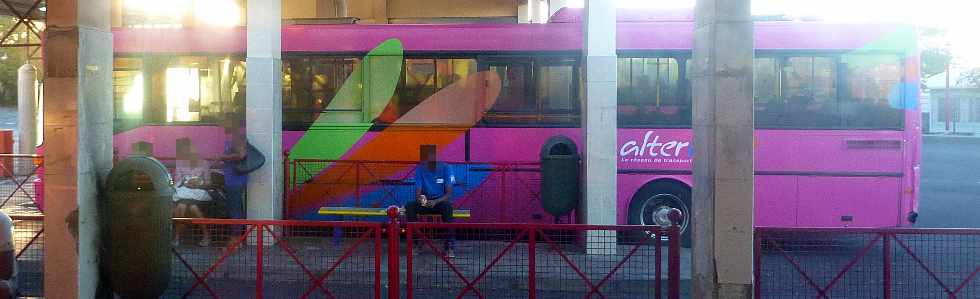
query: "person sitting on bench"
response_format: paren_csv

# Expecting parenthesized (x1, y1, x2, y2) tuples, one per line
(406, 144, 456, 257)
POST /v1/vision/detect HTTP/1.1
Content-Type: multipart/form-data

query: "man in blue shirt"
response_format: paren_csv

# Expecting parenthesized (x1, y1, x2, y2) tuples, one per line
(406, 145, 456, 256)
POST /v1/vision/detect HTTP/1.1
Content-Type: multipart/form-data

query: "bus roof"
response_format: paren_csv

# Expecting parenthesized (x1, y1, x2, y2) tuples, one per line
(114, 20, 913, 54)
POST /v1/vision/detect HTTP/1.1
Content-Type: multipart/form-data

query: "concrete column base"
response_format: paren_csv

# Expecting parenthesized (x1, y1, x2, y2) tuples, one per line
(717, 283, 752, 299)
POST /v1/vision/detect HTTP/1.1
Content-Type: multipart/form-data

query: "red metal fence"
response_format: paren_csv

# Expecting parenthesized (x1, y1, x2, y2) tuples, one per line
(171, 209, 681, 299)
(13, 210, 681, 298)
(10, 215, 42, 297)
(756, 227, 980, 299)
(0, 154, 43, 213)
(170, 218, 384, 298)
(405, 221, 681, 299)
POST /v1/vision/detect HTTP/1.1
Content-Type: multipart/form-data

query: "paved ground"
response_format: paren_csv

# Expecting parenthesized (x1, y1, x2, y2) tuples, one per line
(916, 135, 980, 228)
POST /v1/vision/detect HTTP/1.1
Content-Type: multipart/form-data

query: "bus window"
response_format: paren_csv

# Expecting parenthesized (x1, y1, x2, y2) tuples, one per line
(754, 57, 781, 126)
(489, 63, 533, 113)
(617, 57, 690, 127)
(114, 57, 145, 130)
(120, 55, 244, 126)
(283, 57, 360, 127)
(781, 57, 839, 128)
(481, 57, 581, 125)
(282, 58, 303, 126)
(841, 55, 904, 129)
(314, 58, 360, 111)
(399, 59, 437, 116)
(383, 58, 476, 123)
(436, 59, 477, 88)
(536, 61, 577, 113)
(754, 56, 839, 128)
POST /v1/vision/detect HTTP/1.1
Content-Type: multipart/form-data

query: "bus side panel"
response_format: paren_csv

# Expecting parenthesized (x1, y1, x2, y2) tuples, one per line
(796, 176, 902, 227)
(467, 127, 581, 162)
(754, 175, 798, 227)
(756, 130, 904, 174)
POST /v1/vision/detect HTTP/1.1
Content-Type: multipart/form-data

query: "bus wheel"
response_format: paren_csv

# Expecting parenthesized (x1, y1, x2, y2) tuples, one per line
(628, 181, 692, 247)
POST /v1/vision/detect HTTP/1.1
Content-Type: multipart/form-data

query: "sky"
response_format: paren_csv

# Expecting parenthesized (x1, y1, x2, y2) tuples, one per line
(566, 0, 980, 67)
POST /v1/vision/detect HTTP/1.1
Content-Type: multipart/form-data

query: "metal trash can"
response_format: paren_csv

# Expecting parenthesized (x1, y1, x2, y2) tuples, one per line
(102, 155, 174, 299)
(540, 135, 580, 218)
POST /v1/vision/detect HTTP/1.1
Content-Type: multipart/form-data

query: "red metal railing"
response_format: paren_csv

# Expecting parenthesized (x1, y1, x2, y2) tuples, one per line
(756, 227, 980, 299)
(170, 218, 384, 299)
(14, 211, 681, 298)
(396, 207, 682, 299)
(0, 154, 43, 213)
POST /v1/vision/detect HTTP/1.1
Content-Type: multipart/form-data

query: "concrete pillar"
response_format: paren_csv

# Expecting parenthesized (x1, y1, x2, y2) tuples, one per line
(691, 0, 755, 298)
(245, 0, 283, 220)
(16, 63, 37, 175)
(43, 0, 113, 298)
(580, 0, 616, 252)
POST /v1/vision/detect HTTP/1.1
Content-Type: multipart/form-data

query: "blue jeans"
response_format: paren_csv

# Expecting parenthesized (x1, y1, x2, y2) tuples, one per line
(405, 200, 455, 251)
(226, 186, 245, 219)
(225, 186, 245, 236)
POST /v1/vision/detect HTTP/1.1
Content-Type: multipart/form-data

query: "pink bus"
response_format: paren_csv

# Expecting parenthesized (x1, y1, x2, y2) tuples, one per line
(109, 9, 920, 244)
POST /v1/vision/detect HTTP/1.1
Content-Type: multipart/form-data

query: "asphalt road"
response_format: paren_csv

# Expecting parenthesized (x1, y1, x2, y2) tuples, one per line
(916, 135, 980, 228)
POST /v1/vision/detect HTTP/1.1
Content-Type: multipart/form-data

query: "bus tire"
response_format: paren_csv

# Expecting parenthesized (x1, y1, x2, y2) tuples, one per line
(627, 181, 692, 248)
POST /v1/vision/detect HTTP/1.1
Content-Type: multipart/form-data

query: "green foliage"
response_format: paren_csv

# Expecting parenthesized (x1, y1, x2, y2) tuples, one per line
(922, 47, 952, 79)
(919, 27, 953, 80)
(957, 68, 980, 88)
(0, 17, 33, 107)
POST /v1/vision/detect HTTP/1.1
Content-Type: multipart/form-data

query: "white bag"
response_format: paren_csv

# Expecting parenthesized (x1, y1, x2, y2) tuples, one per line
(174, 186, 212, 202)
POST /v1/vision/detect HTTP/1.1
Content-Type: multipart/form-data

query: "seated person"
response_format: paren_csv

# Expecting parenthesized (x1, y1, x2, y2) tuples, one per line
(0, 211, 15, 299)
(173, 152, 214, 246)
(405, 144, 456, 257)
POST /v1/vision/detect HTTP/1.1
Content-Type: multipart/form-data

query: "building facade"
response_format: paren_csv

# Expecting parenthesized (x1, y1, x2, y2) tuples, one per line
(924, 69, 980, 135)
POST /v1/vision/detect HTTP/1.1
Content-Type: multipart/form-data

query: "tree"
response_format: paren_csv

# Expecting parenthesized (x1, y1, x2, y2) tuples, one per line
(957, 68, 980, 88)
(0, 17, 33, 106)
(922, 47, 952, 79)
(920, 27, 952, 80)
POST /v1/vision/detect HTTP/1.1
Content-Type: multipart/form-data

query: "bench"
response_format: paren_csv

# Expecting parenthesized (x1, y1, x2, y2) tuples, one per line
(318, 206, 472, 219)
(319, 207, 470, 245)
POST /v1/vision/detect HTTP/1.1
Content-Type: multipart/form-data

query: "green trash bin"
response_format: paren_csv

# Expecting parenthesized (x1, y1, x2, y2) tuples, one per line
(102, 155, 174, 298)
